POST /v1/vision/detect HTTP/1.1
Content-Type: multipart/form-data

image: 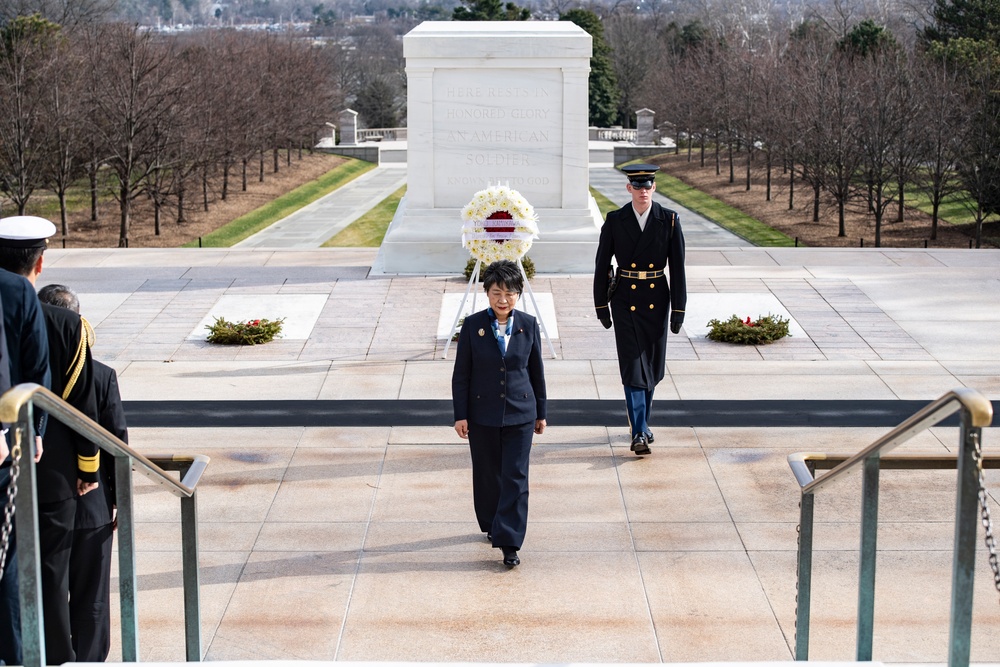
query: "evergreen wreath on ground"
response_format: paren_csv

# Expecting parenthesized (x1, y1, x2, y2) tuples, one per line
(706, 314, 790, 345)
(206, 317, 285, 345)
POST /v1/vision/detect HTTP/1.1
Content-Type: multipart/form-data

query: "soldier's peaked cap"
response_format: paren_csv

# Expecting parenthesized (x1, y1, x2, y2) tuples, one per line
(622, 163, 659, 185)
(0, 216, 57, 248)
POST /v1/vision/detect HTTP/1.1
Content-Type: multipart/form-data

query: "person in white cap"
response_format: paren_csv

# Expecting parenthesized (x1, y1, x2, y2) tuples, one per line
(0, 215, 100, 664)
(0, 215, 52, 667)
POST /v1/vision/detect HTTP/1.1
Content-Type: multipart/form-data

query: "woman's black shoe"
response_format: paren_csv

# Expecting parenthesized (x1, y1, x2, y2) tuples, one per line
(502, 547, 520, 568)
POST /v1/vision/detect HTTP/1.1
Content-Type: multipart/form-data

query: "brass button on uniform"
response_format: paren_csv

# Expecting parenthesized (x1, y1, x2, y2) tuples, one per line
(649, 263, 654, 268)
(650, 283, 655, 288)
(631, 284, 636, 290)
(630, 306, 636, 311)
(649, 304, 655, 309)
(631, 263, 636, 268)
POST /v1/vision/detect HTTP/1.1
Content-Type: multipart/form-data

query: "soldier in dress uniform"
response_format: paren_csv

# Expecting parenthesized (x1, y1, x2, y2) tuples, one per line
(593, 164, 686, 456)
(0, 216, 100, 664)
(0, 225, 50, 667)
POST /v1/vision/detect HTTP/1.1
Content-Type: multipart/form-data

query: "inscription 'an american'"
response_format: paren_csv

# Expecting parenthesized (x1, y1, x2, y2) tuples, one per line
(447, 130, 550, 142)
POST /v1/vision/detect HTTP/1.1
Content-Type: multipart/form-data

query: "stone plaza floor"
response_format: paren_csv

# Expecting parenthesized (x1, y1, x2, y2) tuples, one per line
(37, 244, 1000, 664)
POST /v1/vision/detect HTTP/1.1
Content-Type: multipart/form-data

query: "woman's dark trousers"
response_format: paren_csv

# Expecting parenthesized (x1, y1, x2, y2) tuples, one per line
(468, 421, 533, 550)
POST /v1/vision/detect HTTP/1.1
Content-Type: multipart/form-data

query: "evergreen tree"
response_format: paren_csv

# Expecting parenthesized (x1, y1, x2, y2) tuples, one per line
(923, 0, 1000, 243)
(452, 0, 529, 21)
(923, 0, 1000, 247)
(561, 8, 619, 127)
(923, 0, 1000, 47)
(839, 19, 896, 57)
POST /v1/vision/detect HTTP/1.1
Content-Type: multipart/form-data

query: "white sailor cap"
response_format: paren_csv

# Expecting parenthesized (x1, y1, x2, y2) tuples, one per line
(0, 216, 57, 248)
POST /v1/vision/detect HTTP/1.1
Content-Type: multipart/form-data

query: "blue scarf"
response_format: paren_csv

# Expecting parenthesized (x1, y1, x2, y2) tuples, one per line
(488, 308, 513, 357)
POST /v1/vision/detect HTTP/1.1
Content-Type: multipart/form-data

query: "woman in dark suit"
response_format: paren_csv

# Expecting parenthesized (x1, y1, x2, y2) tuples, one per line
(452, 260, 546, 568)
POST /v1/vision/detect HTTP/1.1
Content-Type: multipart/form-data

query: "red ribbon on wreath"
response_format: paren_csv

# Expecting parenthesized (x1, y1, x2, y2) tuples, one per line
(487, 211, 515, 243)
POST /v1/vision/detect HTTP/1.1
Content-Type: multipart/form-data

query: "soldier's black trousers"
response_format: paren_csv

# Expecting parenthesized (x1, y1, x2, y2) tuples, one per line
(38, 499, 76, 665)
(70, 523, 113, 662)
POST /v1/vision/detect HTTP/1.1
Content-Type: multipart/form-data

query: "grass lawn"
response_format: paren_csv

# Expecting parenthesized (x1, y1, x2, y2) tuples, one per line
(323, 185, 406, 247)
(904, 187, 983, 224)
(184, 159, 376, 247)
(653, 171, 798, 247)
(6, 168, 123, 222)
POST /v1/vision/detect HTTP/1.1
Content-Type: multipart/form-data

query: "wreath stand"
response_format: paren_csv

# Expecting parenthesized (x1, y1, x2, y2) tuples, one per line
(442, 257, 557, 359)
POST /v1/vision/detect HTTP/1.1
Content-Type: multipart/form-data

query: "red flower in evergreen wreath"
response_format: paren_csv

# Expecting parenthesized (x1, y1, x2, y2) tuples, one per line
(460, 184, 539, 264)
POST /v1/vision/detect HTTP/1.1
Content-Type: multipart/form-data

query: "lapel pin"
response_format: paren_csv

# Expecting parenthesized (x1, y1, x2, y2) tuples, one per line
(478, 328, 485, 337)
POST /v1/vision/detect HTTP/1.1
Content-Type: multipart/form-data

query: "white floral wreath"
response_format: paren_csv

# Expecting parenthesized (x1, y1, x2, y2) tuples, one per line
(460, 184, 539, 264)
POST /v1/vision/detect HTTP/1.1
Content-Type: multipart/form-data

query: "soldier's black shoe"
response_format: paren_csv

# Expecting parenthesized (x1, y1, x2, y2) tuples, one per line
(502, 547, 520, 568)
(645, 431, 654, 443)
(631, 433, 651, 455)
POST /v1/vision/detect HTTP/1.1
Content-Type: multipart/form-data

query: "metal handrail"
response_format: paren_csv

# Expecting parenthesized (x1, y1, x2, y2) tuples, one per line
(0, 383, 209, 667)
(791, 387, 993, 494)
(787, 387, 994, 667)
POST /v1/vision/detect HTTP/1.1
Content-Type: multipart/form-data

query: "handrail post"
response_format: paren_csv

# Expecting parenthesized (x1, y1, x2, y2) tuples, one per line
(856, 454, 881, 661)
(795, 492, 814, 660)
(947, 410, 981, 667)
(181, 486, 202, 661)
(0, 384, 210, 665)
(115, 452, 139, 661)
(12, 411, 45, 667)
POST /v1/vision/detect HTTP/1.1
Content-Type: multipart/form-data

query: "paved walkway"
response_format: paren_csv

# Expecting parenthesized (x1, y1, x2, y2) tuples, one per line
(589, 166, 753, 247)
(235, 164, 749, 250)
(234, 164, 406, 248)
(37, 246, 1000, 664)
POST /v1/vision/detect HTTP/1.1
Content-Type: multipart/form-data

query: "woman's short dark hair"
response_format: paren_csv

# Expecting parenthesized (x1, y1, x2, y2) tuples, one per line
(482, 259, 523, 294)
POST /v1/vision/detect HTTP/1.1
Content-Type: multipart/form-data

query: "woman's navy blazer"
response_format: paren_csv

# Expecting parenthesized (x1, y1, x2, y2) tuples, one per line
(452, 308, 547, 427)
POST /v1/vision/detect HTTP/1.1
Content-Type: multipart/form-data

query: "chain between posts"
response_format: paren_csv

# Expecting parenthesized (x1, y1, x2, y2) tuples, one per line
(0, 429, 22, 580)
(971, 431, 1000, 603)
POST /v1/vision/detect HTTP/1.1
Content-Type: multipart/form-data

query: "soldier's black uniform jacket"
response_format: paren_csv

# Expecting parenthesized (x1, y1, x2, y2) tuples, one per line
(39, 304, 100, 503)
(593, 201, 686, 390)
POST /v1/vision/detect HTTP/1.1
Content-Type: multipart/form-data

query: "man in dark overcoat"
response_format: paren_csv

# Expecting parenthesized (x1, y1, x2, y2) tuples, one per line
(38, 283, 125, 663)
(593, 164, 686, 455)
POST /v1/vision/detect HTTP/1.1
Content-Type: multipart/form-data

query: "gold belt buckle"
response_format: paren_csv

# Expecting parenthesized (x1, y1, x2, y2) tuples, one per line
(637, 271, 647, 280)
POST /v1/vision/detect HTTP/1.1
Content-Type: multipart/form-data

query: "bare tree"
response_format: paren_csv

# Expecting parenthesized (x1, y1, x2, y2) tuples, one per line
(819, 49, 863, 237)
(956, 64, 1000, 248)
(754, 35, 790, 202)
(912, 55, 965, 240)
(0, 15, 60, 215)
(40, 33, 86, 236)
(786, 28, 835, 225)
(0, 0, 115, 27)
(605, 12, 658, 127)
(854, 46, 911, 246)
(83, 24, 185, 247)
